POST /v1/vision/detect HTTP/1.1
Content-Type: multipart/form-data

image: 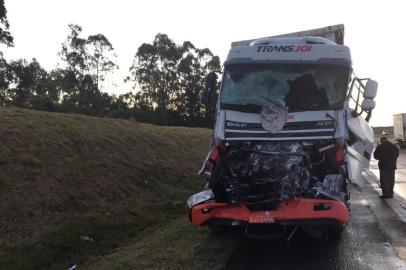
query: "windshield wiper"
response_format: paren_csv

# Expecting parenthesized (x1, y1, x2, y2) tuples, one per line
(220, 103, 262, 113)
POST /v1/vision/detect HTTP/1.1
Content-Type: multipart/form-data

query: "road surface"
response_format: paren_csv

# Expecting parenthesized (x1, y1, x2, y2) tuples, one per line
(222, 154, 406, 270)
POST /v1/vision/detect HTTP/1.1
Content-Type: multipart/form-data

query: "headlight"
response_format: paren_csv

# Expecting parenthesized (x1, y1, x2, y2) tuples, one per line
(186, 189, 214, 209)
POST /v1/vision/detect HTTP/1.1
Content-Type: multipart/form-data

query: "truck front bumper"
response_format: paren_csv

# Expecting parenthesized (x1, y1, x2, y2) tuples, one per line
(188, 198, 349, 226)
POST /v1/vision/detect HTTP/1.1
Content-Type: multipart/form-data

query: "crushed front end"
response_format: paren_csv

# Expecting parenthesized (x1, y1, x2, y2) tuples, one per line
(187, 140, 350, 228)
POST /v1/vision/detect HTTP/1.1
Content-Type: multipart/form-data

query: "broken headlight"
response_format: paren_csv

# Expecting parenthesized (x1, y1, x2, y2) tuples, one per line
(187, 189, 214, 209)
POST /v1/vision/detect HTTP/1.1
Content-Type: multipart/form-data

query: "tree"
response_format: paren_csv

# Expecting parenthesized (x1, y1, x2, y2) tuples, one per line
(86, 34, 118, 90)
(106, 93, 134, 119)
(59, 25, 118, 89)
(0, 52, 12, 104)
(74, 75, 115, 116)
(0, 0, 13, 46)
(177, 41, 221, 125)
(49, 68, 76, 100)
(59, 24, 87, 77)
(128, 33, 183, 125)
(58, 24, 118, 115)
(58, 24, 87, 103)
(8, 58, 57, 110)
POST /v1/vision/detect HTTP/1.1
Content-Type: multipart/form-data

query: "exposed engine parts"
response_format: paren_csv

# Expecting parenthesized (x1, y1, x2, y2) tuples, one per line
(209, 140, 348, 205)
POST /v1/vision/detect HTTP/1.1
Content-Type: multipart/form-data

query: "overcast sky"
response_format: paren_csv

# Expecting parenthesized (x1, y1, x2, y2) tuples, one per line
(2, 0, 405, 126)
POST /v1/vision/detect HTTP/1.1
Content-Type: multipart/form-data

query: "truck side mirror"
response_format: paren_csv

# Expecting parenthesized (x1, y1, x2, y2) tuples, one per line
(364, 79, 378, 99)
(361, 98, 376, 111)
(361, 98, 375, 122)
(202, 72, 218, 108)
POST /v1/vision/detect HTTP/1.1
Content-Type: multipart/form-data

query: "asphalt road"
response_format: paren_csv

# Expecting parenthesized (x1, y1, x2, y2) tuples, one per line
(223, 160, 406, 270)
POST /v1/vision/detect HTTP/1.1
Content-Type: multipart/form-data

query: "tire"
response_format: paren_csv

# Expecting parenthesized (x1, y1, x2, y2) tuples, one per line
(328, 223, 345, 240)
(208, 154, 230, 203)
(208, 224, 227, 234)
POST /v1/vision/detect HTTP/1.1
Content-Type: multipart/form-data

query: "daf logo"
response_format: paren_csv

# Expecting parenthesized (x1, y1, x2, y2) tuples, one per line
(227, 122, 248, 128)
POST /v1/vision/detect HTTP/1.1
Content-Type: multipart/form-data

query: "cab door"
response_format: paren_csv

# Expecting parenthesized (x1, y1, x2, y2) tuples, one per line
(345, 110, 374, 187)
(344, 78, 377, 188)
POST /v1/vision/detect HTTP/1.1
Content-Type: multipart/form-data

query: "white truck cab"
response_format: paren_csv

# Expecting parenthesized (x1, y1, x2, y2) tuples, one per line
(188, 25, 378, 237)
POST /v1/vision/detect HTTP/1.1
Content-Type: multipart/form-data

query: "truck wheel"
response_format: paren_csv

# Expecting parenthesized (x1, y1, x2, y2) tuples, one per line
(328, 223, 345, 240)
(208, 224, 227, 234)
(209, 154, 230, 203)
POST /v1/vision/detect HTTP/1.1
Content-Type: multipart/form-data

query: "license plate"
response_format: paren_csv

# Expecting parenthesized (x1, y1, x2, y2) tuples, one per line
(249, 215, 274, 224)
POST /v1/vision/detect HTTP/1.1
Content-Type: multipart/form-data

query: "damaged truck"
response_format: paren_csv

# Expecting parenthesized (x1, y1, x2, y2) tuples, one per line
(187, 25, 378, 239)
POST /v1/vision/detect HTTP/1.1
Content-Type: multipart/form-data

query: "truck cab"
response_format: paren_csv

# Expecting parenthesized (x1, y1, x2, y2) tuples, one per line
(187, 31, 378, 238)
(394, 113, 406, 148)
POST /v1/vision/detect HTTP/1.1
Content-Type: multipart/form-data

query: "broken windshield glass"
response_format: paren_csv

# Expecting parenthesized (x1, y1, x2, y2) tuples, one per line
(220, 64, 350, 112)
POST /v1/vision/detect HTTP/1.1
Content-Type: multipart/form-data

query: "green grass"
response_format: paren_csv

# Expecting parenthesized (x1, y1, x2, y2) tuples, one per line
(84, 217, 239, 270)
(0, 107, 235, 269)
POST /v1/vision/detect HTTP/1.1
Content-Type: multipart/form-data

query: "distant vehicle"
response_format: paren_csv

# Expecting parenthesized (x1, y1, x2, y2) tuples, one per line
(393, 113, 406, 148)
(187, 25, 378, 240)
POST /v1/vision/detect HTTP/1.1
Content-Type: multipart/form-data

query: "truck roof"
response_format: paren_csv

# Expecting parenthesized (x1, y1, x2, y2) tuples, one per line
(231, 24, 344, 47)
(227, 25, 349, 65)
(225, 42, 351, 66)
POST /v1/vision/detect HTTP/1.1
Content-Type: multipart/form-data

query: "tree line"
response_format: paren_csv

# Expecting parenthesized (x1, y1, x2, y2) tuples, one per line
(0, 1, 220, 127)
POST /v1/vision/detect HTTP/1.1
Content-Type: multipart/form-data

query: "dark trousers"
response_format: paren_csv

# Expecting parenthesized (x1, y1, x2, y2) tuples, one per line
(380, 170, 395, 197)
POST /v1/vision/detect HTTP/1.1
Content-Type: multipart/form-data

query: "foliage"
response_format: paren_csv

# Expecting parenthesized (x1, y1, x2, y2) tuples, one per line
(1, 22, 221, 127)
(128, 34, 183, 125)
(0, 0, 13, 46)
(57, 24, 119, 115)
(86, 34, 118, 89)
(7, 58, 58, 110)
(0, 52, 12, 104)
(127, 34, 220, 126)
(59, 24, 88, 77)
(177, 41, 221, 126)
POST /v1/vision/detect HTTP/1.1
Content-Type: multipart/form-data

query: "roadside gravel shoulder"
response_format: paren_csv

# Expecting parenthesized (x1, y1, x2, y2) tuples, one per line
(362, 170, 406, 263)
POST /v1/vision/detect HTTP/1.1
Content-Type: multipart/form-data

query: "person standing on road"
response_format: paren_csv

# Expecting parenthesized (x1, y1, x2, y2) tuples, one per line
(373, 137, 399, 198)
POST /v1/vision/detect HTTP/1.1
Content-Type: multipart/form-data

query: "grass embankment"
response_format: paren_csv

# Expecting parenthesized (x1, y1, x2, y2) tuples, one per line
(0, 108, 237, 269)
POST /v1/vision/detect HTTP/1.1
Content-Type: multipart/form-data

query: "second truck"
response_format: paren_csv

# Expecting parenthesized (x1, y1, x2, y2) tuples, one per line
(394, 113, 406, 148)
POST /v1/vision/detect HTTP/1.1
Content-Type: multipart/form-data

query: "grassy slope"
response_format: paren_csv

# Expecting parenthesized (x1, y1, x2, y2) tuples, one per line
(0, 107, 237, 269)
(85, 217, 238, 270)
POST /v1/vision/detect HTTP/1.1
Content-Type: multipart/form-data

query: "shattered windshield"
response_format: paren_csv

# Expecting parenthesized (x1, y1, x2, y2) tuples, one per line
(220, 64, 350, 112)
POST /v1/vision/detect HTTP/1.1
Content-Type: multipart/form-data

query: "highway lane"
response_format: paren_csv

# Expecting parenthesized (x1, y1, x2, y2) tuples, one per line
(223, 173, 406, 270)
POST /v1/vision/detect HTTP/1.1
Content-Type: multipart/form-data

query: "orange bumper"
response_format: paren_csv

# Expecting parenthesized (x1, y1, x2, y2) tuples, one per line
(189, 198, 349, 226)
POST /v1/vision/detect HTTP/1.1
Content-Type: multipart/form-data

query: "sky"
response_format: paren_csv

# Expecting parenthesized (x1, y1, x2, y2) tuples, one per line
(2, 0, 406, 126)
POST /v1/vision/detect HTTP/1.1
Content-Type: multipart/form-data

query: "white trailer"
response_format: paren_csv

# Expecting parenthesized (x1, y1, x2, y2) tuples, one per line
(393, 113, 406, 148)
